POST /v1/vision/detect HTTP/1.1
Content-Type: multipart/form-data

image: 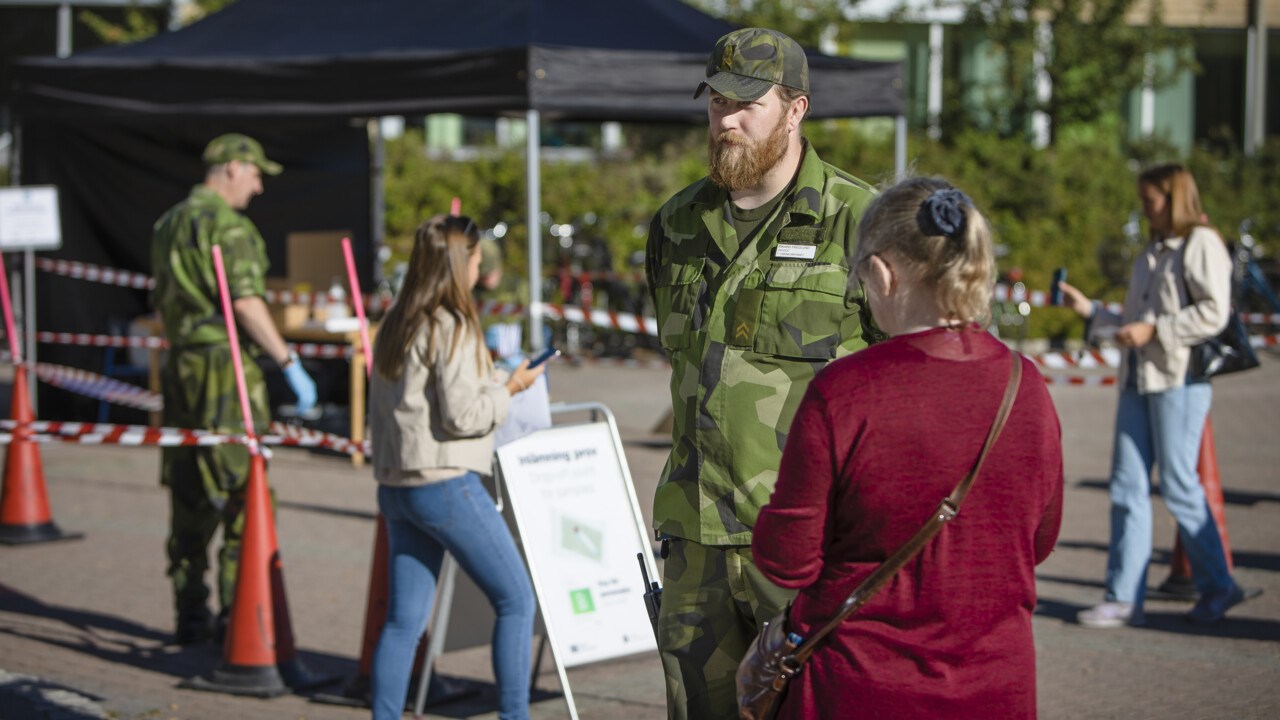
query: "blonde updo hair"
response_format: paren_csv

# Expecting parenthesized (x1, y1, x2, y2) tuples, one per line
(853, 177, 995, 325)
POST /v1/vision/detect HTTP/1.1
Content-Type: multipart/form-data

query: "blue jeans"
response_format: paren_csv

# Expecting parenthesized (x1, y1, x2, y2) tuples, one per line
(371, 473, 535, 720)
(1105, 383, 1233, 610)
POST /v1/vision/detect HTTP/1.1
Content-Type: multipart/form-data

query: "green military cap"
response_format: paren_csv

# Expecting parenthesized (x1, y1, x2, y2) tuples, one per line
(479, 236, 503, 275)
(694, 27, 809, 102)
(202, 133, 283, 175)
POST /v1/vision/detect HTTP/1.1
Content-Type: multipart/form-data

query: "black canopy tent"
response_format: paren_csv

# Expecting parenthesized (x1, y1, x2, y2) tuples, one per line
(12, 0, 902, 120)
(11, 0, 903, 417)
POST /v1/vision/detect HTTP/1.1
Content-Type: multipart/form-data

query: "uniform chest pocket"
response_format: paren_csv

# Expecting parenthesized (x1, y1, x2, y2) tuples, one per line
(652, 257, 706, 351)
(754, 262, 852, 359)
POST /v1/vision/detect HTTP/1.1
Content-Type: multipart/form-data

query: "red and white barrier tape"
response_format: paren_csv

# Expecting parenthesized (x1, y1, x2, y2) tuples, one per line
(993, 282, 1280, 324)
(32, 362, 163, 412)
(37, 257, 658, 334)
(1040, 375, 1119, 387)
(0, 419, 371, 456)
(538, 302, 658, 336)
(263, 289, 392, 312)
(38, 331, 166, 349)
(1028, 347, 1124, 371)
(288, 342, 354, 359)
(35, 257, 391, 311)
(477, 300, 660, 335)
(34, 256, 1280, 337)
(34, 330, 351, 359)
(476, 300, 528, 319)
(1026, 334, 1278, 370)
(1241, 312, 1280, 325)
(36, 258, 153, 290)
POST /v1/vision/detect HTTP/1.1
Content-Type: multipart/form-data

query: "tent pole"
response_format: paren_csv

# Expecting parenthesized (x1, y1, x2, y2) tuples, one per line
(11, 121, 36, 409)
(57, 4, 72, 58)
(894, 115, 907, 180)
(527, 109, 544, 352)
(369, 119, 386, 285)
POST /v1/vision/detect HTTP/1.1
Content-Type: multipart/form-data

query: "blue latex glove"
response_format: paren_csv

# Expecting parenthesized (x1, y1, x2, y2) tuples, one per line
(282, 355, 317, 415)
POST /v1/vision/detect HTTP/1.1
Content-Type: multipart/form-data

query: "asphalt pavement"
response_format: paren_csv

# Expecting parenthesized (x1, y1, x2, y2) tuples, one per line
(0, 349, 1277, 719)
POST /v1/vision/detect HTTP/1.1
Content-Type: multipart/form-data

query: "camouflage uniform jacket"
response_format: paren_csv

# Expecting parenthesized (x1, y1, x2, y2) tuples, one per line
(151, 185, 269, 348)
(646, 141, 876, 545)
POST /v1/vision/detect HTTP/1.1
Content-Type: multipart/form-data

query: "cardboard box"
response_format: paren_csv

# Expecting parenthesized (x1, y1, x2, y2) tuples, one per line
(264, 277, 311, 329)
(264, 231, 352, 328)
(286, 230, 352, 291)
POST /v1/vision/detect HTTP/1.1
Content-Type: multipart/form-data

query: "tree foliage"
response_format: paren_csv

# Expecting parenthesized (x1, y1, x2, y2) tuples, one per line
(79, 0, 237, 44)
(959, 0, 1193, 143)
(683, 0, 851, 47)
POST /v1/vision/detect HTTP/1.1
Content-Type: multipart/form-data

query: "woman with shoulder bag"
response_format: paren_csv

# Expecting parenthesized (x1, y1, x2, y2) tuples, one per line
(749, 177, 1064, 719)
(368, 215, 545, 720)
(1060, 163, 1247, 628)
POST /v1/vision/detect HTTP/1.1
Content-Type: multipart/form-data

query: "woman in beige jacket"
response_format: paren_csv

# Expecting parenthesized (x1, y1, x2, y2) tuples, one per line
(368, 215, 544, 720)
(1060, 164, 1245, 628)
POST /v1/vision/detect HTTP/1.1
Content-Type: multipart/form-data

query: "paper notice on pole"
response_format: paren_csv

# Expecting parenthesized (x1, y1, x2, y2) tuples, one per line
(0, 186, 62, 251)
(496, 422, 657, 667)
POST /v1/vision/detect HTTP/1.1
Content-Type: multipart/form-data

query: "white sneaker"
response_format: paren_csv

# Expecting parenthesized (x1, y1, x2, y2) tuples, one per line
(1078, 601, 1144, 628)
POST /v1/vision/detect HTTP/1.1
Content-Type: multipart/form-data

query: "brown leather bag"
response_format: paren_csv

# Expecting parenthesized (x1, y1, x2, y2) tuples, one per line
(736, 349, 1023, 720)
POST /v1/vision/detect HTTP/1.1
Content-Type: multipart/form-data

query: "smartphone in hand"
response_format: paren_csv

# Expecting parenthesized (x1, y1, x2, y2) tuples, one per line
(1050, 268, 1068, 306)
(527, 346, 560, 369)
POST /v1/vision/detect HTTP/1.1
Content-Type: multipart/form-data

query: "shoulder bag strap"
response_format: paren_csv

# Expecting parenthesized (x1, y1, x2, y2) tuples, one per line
(787, 347, 1023, 666)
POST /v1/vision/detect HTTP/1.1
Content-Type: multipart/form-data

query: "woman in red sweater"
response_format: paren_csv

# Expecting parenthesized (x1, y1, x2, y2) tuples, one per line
(752, 177, 1064, 719)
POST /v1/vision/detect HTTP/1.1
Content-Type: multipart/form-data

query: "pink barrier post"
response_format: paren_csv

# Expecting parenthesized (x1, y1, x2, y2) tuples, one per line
(0, 252, 23, 362)
(210, 246, 258, 445)
(341, 238, 372, 379)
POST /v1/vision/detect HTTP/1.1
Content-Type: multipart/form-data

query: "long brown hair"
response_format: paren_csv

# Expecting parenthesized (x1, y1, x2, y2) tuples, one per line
(373, 214, 483, 380)
(1138, 163, 1206, 240)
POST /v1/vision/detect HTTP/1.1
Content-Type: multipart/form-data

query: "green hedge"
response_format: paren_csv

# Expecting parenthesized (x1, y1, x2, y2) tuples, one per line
(383, 125, 1280, 338)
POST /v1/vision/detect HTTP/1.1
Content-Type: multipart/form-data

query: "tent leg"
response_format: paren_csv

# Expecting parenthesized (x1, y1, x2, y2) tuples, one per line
(369, 118, 386, 285)
(526, 109, 544, 352)
(894, 115, 907, 180)
(412, 553, 459, 717)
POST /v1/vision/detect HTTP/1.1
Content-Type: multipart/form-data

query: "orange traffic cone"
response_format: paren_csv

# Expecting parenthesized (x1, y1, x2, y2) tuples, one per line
(0, 365, 81, 545)
(1158, 419, 1232, 598)
(181, 453, 329, 696)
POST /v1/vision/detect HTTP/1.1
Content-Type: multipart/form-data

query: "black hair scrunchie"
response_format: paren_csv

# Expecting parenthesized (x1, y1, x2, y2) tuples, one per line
(916, 188, 972, 239)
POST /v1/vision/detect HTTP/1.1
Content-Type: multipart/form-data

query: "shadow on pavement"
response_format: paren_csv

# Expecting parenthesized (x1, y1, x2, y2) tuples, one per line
(1055, 539, 1173, 563)
(1035, 596, 1279, 640)
(1075, 478, 1280, 507)
(411, 683, 563, 719)
(1055, 539, 1280, 572)
(1035, 573, 1107, 592)
(0, 670, 107, 719)
(0, 583, 356, 691)
(278, 499, 377, 522)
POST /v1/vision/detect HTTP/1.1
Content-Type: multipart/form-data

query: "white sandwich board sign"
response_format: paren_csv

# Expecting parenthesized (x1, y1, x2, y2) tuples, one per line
(497, 418, 658, 669)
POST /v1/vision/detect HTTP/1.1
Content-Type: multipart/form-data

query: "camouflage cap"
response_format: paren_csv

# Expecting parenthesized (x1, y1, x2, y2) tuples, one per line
(694, 27, 809, 102)
(202, 134, 283, 175)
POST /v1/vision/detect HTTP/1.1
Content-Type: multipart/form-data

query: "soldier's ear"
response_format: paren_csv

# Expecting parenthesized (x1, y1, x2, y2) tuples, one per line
(787, 95, 808, 132)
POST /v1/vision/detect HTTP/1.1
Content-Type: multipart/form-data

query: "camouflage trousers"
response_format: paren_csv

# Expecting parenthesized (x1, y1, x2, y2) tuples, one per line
(657, 537, 795, 720)
(160, 343, 270, 621)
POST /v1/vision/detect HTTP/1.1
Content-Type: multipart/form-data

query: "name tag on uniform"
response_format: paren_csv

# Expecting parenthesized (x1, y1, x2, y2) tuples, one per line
(775, 243, 818, 260)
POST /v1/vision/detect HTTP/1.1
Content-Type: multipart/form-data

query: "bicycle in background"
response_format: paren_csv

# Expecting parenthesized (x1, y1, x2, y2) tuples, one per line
(1232, 219, 1280, 325)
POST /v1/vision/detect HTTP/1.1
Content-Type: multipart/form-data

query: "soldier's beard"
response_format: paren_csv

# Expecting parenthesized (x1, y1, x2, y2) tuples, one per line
(707, 113, 790, 192)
